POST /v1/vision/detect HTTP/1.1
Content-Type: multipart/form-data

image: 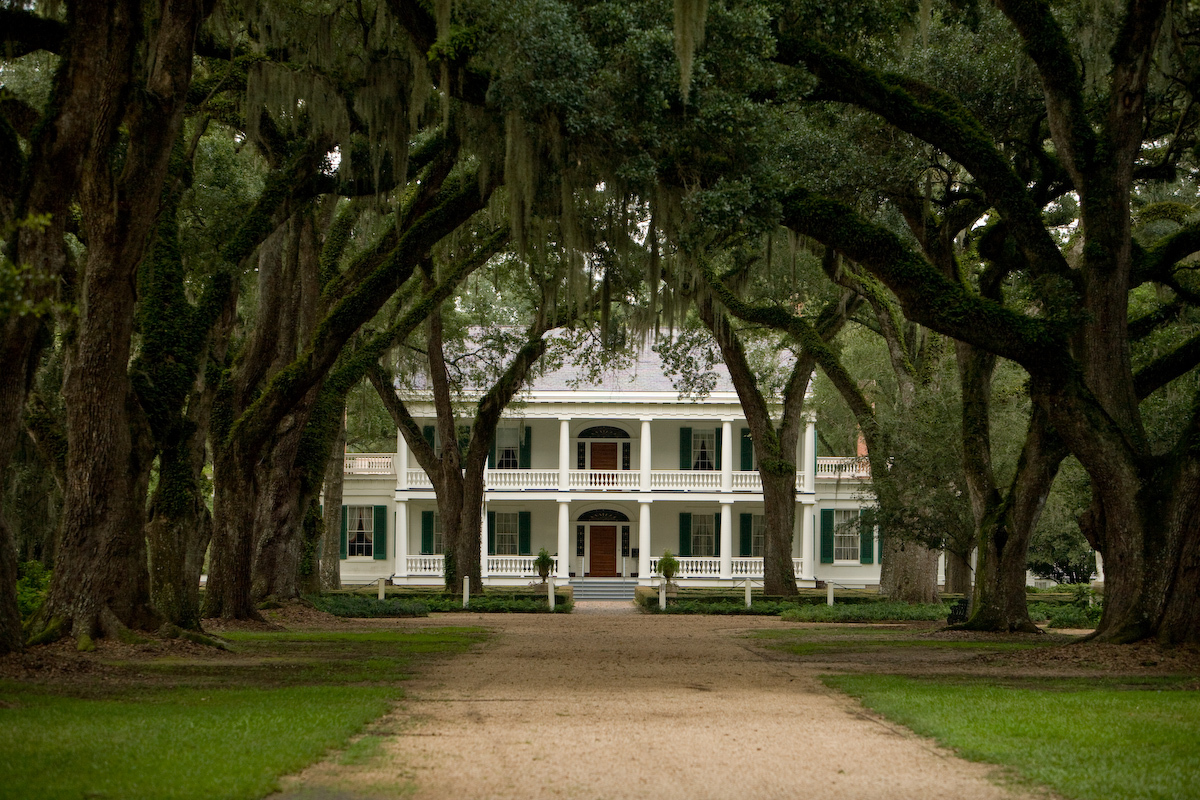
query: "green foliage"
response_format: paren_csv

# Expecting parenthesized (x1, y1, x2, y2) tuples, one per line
(780, 601, 949, 622)
(310, 591, 572, 615)
(657, 550, 679, 580)
(824, 674, 1200, 800)
(15, 561, 50, 620)
(534, 547, 554, 580)
(1028, 457, 1097, 584)
(307, 594, 430, 618)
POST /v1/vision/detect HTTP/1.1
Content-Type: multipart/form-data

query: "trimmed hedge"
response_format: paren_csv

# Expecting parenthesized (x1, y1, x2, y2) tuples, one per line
(780, 602, 950, 623)
(309, 592, 573, 617)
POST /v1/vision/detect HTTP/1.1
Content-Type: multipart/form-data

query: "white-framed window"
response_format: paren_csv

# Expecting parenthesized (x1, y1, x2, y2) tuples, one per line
(752, 514, 765, 558)
(347, 506, 374, 557)
(496, 425, 519, 469)
(692, 513, 715, 556)
(495, 511, 519, 555)
(693, 430, 716, 471)
(834, 509, 859, 561)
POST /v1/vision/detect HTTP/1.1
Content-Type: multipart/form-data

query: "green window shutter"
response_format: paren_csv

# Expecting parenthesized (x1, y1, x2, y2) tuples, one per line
(820, 509, 835, 564)
(340, 505, 348, 559)
(373, 506, 387, 560)
(678, 513, 692, 557)
(423, 425, 436, 450)
(421, 510, 434, 555)
(519, 426, 532, 469)
(859, 508, 874, 565)
(518, 511, 531, 555)
(714, 428, 722, 471)
(487, 511, 496, 555)
(679, 427, 692, 470)
(739, 514, 752, 557)
(713, 512, 721, 557)
(740, 428, 753, 471)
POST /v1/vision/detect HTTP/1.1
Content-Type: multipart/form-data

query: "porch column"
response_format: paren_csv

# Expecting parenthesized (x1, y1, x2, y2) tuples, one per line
(396, 429, 409, 490)
(557, 500, 571, 579)
(719, 501, 732, 580)
(803, 417, 816, 493)
(721, 419, 733, 493)
(640, 418, 652, 492)
(800, 500, 815, 580)
(638, 500, 652, 584)
(558, 416, 571, 490)
(394, 499, 408, 577)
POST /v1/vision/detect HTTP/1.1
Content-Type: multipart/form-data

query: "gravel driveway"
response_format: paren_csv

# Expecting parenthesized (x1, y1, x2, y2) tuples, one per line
(278, 605, 1046, 800)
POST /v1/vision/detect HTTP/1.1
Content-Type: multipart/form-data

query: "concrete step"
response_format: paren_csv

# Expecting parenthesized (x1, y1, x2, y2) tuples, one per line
(569, 580, 637, 601)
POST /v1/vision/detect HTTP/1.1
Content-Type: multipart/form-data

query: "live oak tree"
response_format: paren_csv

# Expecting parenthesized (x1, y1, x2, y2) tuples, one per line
(772, 0, 1200, 642)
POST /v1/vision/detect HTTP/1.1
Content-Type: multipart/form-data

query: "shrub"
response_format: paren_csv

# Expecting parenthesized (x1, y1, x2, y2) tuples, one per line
(657, 551, 679, 581)
(780, 602, 950, 623)
(1046, 606, 1094, 629)
(308, 595, 429, 618)
(16, 561, 51, 620)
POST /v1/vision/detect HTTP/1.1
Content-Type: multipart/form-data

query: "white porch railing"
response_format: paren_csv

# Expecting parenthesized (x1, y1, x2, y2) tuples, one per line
(816, 456, 871, 479)
(732, 471, 809, 492)
(489, 469, 560, 489)
(406, 555, 444, 575)
(344, 454, 395, 475)
(406, 468, 433, 488)
(647, 557, 806, 579)
(487, 555, 556, 575)
(569, 470, 641, 490)
(649, 470, 722, 491)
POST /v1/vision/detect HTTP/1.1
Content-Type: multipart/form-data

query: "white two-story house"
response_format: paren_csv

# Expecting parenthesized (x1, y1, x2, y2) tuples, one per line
(337, 349, 882, 592)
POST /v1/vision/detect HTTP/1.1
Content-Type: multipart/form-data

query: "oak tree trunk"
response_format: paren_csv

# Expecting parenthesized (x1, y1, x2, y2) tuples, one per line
(320, 418, 346, 590)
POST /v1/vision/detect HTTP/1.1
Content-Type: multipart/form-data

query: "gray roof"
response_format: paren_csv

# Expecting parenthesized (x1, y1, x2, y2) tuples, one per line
(525, 344, 736, 394)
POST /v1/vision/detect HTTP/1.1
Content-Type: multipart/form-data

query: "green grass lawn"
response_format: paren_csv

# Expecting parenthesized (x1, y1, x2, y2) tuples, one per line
(824, 673, 1200, 800)
(0, 627, 486, 800)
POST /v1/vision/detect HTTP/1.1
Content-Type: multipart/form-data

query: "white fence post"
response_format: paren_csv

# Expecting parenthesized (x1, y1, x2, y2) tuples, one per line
(548, 576, 555, 611)
(463, 576, 470, 609)
(745, 579, 752, 608)
(659, 578, 667, 610)
(827, 582, 834, 606)
(377, 578, 385, 600)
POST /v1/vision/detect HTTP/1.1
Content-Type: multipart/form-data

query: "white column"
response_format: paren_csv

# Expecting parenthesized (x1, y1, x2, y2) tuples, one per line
(719, 502, 733, 580)
(721, 419, 733, 493)
(394, 500, 408, 577)
(557, 500, 571, 579)
(559, 417, 571, 490)
(640, 418, 652, 492)
(801, 502, 815, 580)
(638, 501, 652, 584)
(803, 417, 816, 493)
(396, 429, 409, 490)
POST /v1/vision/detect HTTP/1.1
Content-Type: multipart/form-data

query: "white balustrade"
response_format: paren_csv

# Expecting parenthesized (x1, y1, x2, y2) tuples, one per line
(569, 470, 641, 490)
(406, 468, 433, 488)
(406, 555, 444, 575)
(647, 557, 804, 580)
(486, 555, 557, 575)
(488, 469, 560, 489)
(343, 454, 395, 474)
(815, 456, 871, 479)
(732, 472, 761, 491)
(649, 471, 722, 491)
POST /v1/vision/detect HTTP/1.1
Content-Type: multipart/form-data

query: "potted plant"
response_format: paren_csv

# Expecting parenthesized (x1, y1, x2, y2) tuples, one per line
(534, 548, 554, 584)
(658, 550, 679, 595)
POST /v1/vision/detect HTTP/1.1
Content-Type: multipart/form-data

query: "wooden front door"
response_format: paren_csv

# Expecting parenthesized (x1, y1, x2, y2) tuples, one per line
(590, 442, 618, 469)
(588, 526, 618, 577)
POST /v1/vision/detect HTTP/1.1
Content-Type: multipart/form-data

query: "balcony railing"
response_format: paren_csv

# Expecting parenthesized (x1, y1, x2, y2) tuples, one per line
(346, 455, 862, 489)
(406, 555, 444, 575)
(486, 555, 557, 576)
(648, 557, 804, 578)
(344, 454, 395, 474)
(815, 456, 871, 479)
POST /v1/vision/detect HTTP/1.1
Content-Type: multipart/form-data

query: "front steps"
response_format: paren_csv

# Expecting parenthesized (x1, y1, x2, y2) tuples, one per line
(569, 578, 637, 601)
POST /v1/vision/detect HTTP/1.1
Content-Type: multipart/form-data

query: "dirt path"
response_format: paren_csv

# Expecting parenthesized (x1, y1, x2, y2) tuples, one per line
(277, 606, 1047, 800)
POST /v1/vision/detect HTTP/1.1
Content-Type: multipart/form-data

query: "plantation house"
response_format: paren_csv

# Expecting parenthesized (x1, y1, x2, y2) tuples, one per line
(337, 350, 891, 592)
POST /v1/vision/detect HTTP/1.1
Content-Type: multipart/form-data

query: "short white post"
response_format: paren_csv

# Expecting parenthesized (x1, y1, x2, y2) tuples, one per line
(745, 579, 752, 608)
(827, 581, 834, 606)
(547, 576, 555, 611)
(659, 578, 667, 610)
(463, 576, 471, 609)
(378, 577, 386, 600)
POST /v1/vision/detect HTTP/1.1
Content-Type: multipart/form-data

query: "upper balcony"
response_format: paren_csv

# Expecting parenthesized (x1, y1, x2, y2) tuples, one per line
(343, 454, 870, 492)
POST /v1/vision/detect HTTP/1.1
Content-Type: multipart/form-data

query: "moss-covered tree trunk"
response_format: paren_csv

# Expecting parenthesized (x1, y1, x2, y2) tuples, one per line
(759, 467, 800, 595)
(320, 418, 346, 590)
(943, 549, 972, 595)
